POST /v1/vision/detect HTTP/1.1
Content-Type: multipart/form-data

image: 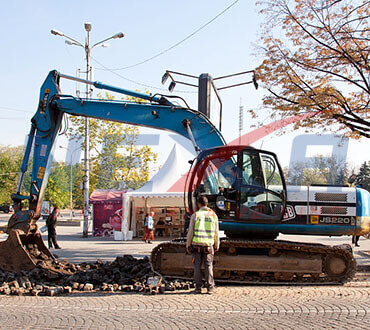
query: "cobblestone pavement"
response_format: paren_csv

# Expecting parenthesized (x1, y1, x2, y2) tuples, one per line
(0, 280, 369, 329)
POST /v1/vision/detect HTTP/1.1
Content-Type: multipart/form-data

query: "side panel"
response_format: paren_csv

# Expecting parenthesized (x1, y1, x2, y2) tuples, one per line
(281, 186, 358, 236)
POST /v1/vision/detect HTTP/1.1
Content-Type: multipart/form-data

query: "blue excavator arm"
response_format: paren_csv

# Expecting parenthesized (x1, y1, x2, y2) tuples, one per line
(12, 70, 225, 216)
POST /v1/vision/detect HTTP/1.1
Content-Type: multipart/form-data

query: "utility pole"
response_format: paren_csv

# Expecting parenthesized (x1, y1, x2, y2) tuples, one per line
(83, 23, 91, 238)
(51, 24, 124, 237)
(239, 98, 243, 145)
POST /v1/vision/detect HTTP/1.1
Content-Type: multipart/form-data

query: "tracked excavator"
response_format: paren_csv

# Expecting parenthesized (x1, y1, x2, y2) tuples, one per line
(0, 70, 369, 285)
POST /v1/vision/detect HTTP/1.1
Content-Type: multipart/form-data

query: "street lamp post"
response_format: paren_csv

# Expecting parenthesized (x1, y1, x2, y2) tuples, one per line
(51, 24, 124, 237)
(59, 145, 80, 220)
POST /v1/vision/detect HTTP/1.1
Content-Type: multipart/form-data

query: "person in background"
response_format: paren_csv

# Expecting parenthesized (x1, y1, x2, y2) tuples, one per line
(156, 218, 165, 237)
(352, 235, 360, 247)
(46, 206, 61, 249)
(186, 195, 219, 294)
(183, 209, 191, 237)
(143, 211, 155, 244)
(142, 213, 149, 242)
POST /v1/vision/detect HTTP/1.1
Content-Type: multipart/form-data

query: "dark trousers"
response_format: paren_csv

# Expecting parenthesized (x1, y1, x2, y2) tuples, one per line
(352, 235, 360, 246)
(47, 226, 59, 248)
(192, 246, 215, 290)
(183, 220, 190, 237)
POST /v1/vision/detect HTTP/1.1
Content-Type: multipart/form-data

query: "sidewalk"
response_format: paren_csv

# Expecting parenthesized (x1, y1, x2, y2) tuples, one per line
(40, 225, 164, 263)
(0, 216, 369, 269)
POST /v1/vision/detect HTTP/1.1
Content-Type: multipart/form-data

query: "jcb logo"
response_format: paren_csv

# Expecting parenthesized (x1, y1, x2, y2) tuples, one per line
(283, 205, 296, 221)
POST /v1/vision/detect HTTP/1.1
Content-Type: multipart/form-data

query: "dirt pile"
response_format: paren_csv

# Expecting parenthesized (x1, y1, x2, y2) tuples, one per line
(0, 244, 193, 296)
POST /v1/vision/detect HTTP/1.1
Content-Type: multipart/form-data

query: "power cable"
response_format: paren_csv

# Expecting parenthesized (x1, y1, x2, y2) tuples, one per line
(96, 0, 240, 71)
(91, 55, 196, 94)
(0, 117, 28, 121)
(0, 106, 33, 113)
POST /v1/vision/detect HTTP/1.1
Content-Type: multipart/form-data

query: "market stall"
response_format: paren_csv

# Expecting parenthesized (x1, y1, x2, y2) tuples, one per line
(121, 144, 192, 238)
(90, 189, 127, 237)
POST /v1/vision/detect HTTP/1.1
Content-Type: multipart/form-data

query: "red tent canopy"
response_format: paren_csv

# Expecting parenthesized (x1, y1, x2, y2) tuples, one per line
(89, 189, 127, 204)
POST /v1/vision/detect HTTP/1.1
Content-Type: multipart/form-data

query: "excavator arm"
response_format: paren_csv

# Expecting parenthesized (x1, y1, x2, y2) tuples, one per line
(13, 70, 225, 215)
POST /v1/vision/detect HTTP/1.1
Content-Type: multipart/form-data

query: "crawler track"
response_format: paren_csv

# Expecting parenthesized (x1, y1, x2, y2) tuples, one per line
(151, 239, 356, 285)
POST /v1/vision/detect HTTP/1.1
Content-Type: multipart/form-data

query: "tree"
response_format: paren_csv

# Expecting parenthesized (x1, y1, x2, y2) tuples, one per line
(354, 161, 370, 190)
(0, 145, 23, 204)
(67, 92, 157, 191)
(96, 126, 157, 190)
(44, 177, 68, 208)
(0, 146, 81, 209)
(287, 154, 350, 185)
(71, 163, 84, 209)
(44, 162, 70, 208)
(256, 0, 369, 138)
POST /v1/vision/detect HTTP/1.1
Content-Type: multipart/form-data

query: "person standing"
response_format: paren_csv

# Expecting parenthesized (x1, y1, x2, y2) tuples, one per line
(46, 206, 61, 249)
(142, 213, 149, 242)
(156, 218, 165, 237)
(352, 235, 360, 247)
(186, 195, 219, 294)
(143, 211, 155, 244)
(182, 209, 191, 237)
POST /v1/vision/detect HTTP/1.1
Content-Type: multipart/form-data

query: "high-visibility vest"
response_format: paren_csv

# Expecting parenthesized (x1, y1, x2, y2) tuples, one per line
(192, 208, 216, 245)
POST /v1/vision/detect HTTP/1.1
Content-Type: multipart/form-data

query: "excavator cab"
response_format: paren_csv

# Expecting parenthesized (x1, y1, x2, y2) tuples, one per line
(187, 146, 287, 238)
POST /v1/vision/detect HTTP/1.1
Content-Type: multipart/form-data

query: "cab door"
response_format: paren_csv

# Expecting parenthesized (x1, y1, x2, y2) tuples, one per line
(238, 149, 286, 223)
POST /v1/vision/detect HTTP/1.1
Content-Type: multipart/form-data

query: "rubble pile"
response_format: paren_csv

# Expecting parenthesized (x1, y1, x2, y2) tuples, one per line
(0, 244, 193, 296)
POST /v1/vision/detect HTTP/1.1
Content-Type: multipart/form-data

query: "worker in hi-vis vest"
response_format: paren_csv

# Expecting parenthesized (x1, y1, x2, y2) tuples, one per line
(186, 195, 219, 294)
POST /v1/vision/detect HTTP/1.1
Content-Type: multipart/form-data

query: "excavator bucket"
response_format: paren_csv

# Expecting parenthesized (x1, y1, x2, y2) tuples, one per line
(0, 210, 54, 273)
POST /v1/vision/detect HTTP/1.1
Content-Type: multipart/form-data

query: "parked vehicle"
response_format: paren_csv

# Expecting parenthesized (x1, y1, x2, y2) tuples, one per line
(0, 204, 11, 213)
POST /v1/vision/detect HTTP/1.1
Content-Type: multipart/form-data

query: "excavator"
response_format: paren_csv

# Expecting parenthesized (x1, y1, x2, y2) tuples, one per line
(0, 70, 369, 284)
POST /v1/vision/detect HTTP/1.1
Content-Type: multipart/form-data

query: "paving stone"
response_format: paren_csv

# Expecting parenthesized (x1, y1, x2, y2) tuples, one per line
(0, 281, 369, 328)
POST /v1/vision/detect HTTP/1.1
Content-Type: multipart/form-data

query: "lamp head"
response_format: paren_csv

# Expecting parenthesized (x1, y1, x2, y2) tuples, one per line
(51, 29, 64, 37)
(168, 81, 176, 92)
(113, 32, 124, 39)
(84, 22, 92, 32)
(161, 72, 169, 85)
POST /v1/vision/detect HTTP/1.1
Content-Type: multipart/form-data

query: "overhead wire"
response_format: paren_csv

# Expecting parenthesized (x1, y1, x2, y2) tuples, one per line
(0, 106, 33, 113)
(91, 55, 196, 94)
(96, 0, 240, 72)
(0, 106, 33, 121)
(0, 117, 28, 121)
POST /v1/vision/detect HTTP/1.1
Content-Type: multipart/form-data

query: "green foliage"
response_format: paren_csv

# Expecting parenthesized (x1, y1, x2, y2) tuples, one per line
(0, 145, 23, 204)
(287, 155, 350, 186)
(71, 163, 84, 209)
(354, 161, 370, 191)
(44, 162, 70, 208)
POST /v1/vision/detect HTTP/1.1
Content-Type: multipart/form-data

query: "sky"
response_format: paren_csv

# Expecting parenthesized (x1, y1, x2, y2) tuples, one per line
(0, 0, 368, 174)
